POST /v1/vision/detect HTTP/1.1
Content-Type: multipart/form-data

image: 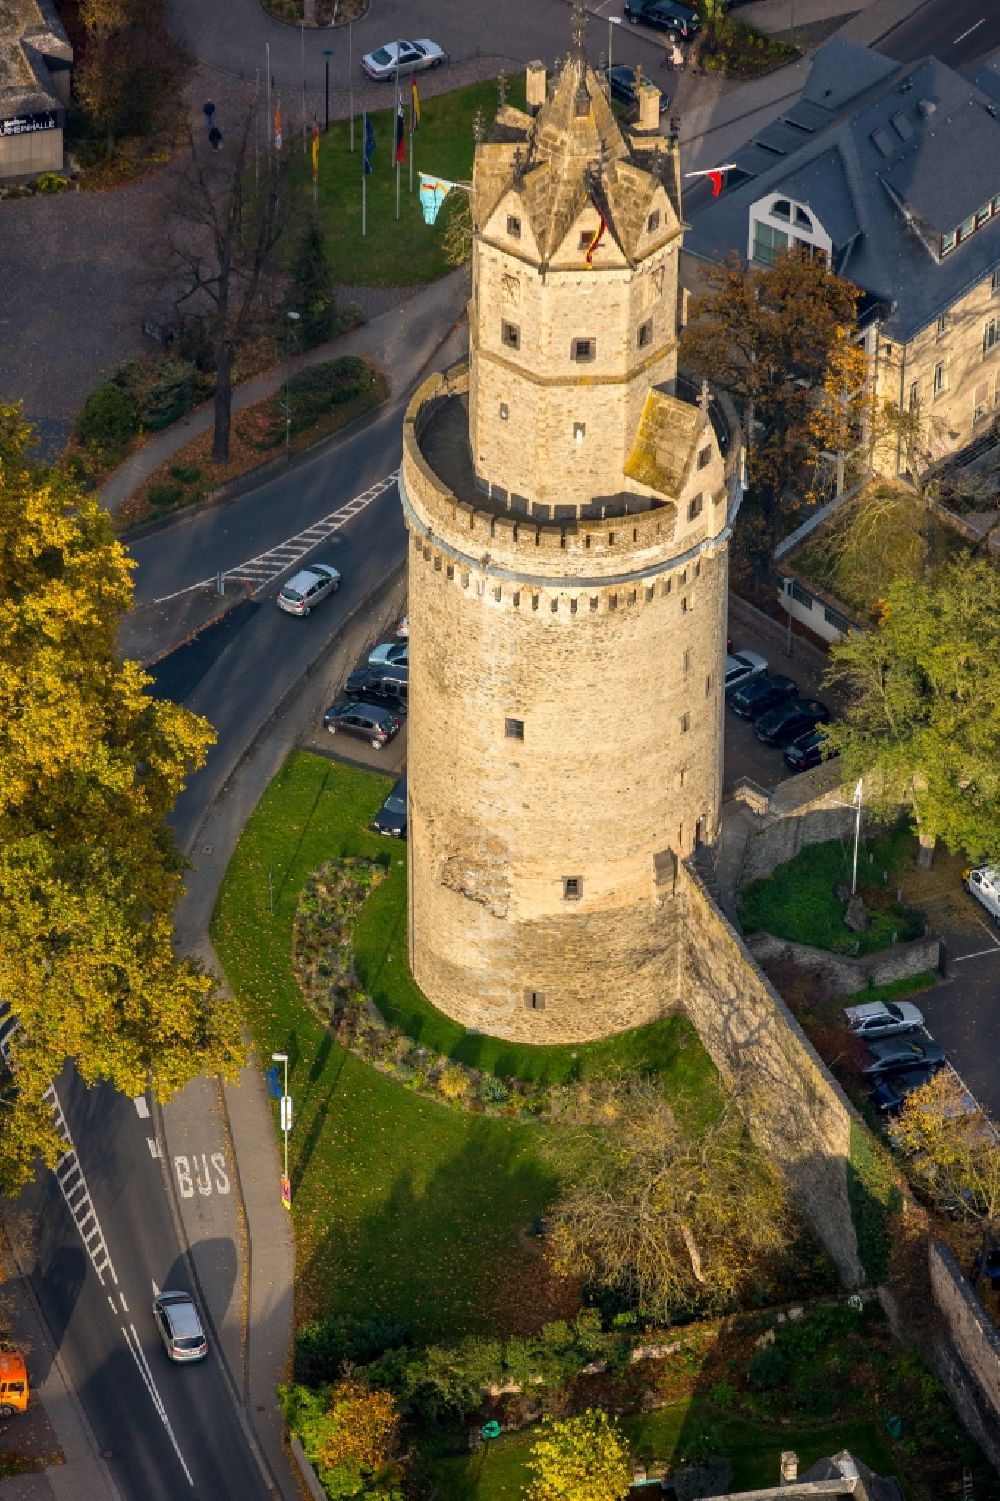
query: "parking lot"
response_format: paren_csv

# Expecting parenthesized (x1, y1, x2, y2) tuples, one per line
(909, 904, 1000, 1122)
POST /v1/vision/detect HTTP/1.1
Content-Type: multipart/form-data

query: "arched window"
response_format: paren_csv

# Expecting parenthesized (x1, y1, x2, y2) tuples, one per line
(795, 206, 813, 229)
(771, 199, 791, 221)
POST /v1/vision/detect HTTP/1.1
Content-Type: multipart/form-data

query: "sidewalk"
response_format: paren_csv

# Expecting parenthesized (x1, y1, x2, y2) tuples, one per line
(100, 267, 470, 514)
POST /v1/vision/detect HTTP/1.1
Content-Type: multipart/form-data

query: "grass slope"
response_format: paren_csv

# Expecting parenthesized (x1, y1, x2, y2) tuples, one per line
(285, 77, 525, 285)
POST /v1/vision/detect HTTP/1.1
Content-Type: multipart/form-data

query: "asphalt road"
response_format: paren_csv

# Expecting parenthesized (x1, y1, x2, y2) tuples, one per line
(25, 1070, 272, 1501)
(876, 0, 1000, 70)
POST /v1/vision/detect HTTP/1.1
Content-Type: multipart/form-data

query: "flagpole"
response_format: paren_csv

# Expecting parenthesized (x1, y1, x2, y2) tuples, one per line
(362, 110, 367, 238)
(349, 22, 355, 152)
(395, 67, 401, 222)
(409, 114, 414, 195)
(266, 43, 271, 158)
(301, 22, 307, 155)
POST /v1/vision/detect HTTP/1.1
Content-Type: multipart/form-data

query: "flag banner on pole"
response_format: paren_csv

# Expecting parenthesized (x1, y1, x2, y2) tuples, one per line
(311, 120, 320, 183)
(410, 77, 421, 132)
(584, 199, 607, 266)
(274, 101, 283, 152)
(363, 113, 375, 174)
(395, 101, 405, 164)
(419, 174, 459, 226)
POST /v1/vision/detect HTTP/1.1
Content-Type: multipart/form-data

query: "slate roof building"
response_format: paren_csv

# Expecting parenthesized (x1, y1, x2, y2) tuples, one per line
(0, 0, 72, 181)
(683, 37, 1000, 474)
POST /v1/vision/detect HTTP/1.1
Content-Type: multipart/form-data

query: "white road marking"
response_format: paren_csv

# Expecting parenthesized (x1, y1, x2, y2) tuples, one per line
(134, 1095, 150, 1119)
(953, 946, 1000, 962)
(43, 1082, 117, 1287)
(122, 1321, 195, 1488)
(148, 469, 400, 604)
(173, 1151, 232, 1199)
(954, 18, 985, 43)
(147, 1136, 161, 1158)
(120, 1292, 129, 1313)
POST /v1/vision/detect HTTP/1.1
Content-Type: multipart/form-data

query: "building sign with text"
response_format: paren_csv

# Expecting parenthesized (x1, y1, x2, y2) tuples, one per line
(1, 111, 59, 138)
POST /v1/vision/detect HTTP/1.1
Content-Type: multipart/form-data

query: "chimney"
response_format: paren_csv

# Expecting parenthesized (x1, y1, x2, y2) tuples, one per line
(526, 61, 546, 112)
(636, 82, 661, 133)
(780, 1451, 799, 1485)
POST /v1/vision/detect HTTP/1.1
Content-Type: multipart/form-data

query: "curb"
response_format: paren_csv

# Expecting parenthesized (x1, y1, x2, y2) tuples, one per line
(254, 0, 371, 31)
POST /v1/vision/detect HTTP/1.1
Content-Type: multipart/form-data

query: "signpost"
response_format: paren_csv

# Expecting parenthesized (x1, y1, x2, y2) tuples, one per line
(272, 1051, 292, 1208)
(479, 1420, 501, 1475)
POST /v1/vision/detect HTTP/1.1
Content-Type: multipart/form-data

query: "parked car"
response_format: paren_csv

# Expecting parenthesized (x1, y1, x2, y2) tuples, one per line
(724, 649, 768, 693)
(372, 776, 407, 838)
(603, 66, 669, 112)
(0, 1352, 29, 1416)
(624, 0, 700, 38)
(368, 640, 409, 669)
(844, 999, 925, 1040)
(728, 672, 799, 721)
(344, 664, 408, 714)
(863, 1037, 946, 1079)
(964, 865, 1000, 921)
(361, 39, 447, 81)
(783, 726, 840, 773)
(153, 1291, 208, 1363)
(396, 614, 409, 637)
(277, 563, 340, 616)
(323, 700, 401, 749)
(870, 1067, 937, 1114)
(756, 697, 830, 747)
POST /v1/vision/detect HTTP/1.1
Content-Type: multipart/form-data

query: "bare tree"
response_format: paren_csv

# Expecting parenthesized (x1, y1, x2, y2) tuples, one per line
(161, 111, 288, 464)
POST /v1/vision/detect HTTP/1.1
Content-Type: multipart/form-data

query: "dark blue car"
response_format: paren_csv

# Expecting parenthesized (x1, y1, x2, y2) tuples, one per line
(728, 673, 799, 721)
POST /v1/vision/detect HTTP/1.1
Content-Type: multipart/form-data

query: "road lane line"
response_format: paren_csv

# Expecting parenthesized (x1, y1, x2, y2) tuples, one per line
(953, 946, 1000, 962)
(954, 18, 984, 43)
(120, 1292, 129, 1313)
(44, 1082, 118, 1286)
(147, 468, 400, 604)
(122, 1322, 195, 1487)
(147, 1136, 161, 1158)
(134, 1096, 150, 1118)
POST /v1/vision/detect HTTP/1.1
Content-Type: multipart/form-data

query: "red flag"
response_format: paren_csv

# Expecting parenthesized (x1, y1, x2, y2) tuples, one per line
(395, 101, 405, 164)
(311, 121, 320, 183)
(708, 169, 724, 197)
(585, 201, 607, 267)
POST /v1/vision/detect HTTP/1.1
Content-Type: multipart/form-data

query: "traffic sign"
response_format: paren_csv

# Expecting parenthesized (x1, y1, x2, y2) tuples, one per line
(280, 1174, 292, 1210)
(280, 1095, 294, 1132)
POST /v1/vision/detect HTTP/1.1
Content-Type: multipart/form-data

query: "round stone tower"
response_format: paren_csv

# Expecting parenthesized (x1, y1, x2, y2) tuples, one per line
(399, 11, 743, 1044)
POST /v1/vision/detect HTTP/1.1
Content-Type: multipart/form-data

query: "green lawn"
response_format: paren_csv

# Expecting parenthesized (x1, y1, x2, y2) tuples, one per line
(427, 1407, 900, 1500)
(738, 831, 924, 956)
(285, 76, 525, 285)
(211, 752, 719, 1336)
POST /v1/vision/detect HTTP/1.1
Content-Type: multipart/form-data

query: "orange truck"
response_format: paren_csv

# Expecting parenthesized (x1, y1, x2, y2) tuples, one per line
(0, 1352, 29, 1416)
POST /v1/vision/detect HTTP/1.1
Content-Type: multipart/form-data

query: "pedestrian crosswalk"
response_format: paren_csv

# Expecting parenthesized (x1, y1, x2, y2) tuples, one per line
(150, 468, 400, 603)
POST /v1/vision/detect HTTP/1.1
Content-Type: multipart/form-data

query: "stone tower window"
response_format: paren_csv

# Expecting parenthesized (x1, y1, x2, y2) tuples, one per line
(683, 647, 691, 675)
(647, 209, 661, 233)
(525, 990, 545, 1010)
(571, 338, 595, 362)
(573, 421, 586, 443)
(507, 214, 522, 238)
(688, 494, 703, 521)
(502, 320, 520, 350)
(637, 319, 653, 349)
(505, 717, 525, 740)
(563, 877, 582, 900)
(680, 712, 690, 733)
(705, 673, 713, 696)
(579, 230, 595, 250)
(499, 402, 509, 421)
(697, 445, 712, 469)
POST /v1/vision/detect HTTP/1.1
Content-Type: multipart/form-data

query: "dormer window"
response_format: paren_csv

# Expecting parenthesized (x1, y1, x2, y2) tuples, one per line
(772, 199, 791, 221)
(794, 206, 813, 229)
(507, 214, 522, 239)
(941, 230, 957, 256)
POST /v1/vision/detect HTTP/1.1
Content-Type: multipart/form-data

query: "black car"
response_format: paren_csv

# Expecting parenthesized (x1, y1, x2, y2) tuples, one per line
(728, 672, 799, 721)
(783, 726, 839, 773)
(323, 700, 401, 749)
(604, 66, 669, 112)
(870, 1067, 936, 1114)
(756, 698, 830, 747)
(372, 776, 407, 838)
(625, 0, 700, 37)
(863, 1038, 946, 1079)
(345, 664, 408, 713)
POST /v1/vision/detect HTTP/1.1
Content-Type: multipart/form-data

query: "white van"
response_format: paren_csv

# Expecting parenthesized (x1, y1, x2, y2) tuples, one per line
(965, 866, 1000, 921)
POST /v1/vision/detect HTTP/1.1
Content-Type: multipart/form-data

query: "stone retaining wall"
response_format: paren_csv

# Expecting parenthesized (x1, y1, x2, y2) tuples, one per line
(745, 932, 941, 997)
(928, 1239, 1000, 1471)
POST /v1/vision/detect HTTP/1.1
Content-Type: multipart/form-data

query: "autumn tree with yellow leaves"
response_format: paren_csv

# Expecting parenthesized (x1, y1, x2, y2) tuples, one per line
(526, 1410, 632, 1501)
(0, 405, 243, 1192)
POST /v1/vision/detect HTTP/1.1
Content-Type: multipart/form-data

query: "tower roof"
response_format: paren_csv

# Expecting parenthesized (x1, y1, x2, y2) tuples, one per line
(473, 8, 681, 267)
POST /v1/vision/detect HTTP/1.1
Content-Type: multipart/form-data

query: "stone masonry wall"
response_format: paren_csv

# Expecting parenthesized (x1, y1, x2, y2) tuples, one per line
(680, 864, 864, 1287)
(739, 765, 859, 885)
(928, 1239, 1000, 1471)
(745, 933, 941, 998)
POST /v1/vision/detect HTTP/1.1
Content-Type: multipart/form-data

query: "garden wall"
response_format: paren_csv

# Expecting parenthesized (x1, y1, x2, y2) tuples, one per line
(745, 932, 941, 997)
(928, 1240, 1000, 1470)
(680, 864, 864, 1288)
(739, 766, 859, 885)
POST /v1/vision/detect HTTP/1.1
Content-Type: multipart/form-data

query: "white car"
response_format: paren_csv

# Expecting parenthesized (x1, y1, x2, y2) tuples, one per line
(153, 1291, 208, 1362)
(277, 563, 341, 616)
(396, 614, 409, 637)
(965, 866, 1000, 921)
(361, 39, 448, 82)
(844, 999, 925, 1040)
(368, 640, 409, 669)
(724, 649, 768, 693)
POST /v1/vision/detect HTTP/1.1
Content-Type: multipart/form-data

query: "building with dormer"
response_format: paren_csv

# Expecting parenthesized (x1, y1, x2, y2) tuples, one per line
(398, 9, 743, 1044)
(683, 37, 1000, 474)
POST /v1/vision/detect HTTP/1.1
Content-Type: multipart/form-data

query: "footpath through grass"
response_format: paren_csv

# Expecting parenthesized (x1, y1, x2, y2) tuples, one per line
(285, 76, 525, 285)
(212, 753, 720, 1338)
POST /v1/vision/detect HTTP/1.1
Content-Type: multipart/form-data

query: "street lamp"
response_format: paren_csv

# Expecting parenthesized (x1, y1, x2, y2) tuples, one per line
(271, 1051, 292, 1209)
(323, 47, 333, 132)
(284, 310, 301, 453)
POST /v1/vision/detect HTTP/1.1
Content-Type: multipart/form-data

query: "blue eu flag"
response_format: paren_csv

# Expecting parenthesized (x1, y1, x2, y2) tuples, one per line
(364, 114, 376, 175)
